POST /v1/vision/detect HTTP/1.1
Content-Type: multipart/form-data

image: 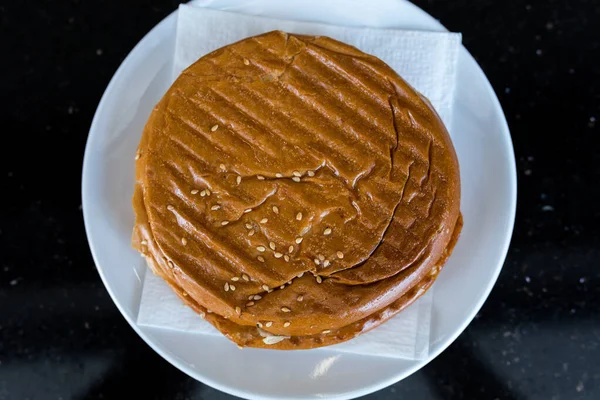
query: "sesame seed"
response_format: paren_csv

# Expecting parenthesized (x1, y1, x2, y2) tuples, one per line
(219, 164, 226, 171)
(135, 153, 140, 160)
(244, 208, 252, 213)
(167, 205, 174, 211)
(211, 124, 219, 132)
(191, 189, 199, 194)
(307, 171, 315, 177)
(248, 230, 255, 236)
(236, 175, 242, 185)
(281, 307, 291, 312)
(254, 295, 262, 300)
(224, 282, 230, 292)
(235, 306, 241, 315)
(322, 330, 331, 334)
(262, 285, 270, 291)
(295, 237, 303, 244)
(323, 228, 332, 235)
(275, 173, 283, 178)
(297, 295, 304, 301)
(257, 246, 266, 252)
(257, 256, 265, 262)
(246, 301, 255, 306)
(284, 322, 291, 327)
(292, 171, 301, 177)
(141, 240, 148, 245)
(244, 58, 250, 65)
(183, 292, 188, 297)
(323, 260, 330, 267)
(280, 285, 285, 289)
(230, 284, 236, 291)
(232, 277, 240, 282)
(272, 205, 279, 214)
(297, 272, 304, 278)
(257, 175, 265, 180)
(260, 218, 268, 224)
(314, 259, 320, 265)
(221, 221, 229, 226)
(181, 238, 187, 245)
(249, 295, 254, 300)
(200, 190, 207, 197)
(337, 251, 344, 259)
(274, 252, 283, 258)
(206, 189, 211, 196)
(257, 322, 263, 328)
(316, 276, 323, 284)
(245, 223, 253, 229)
(292, 177, 301, 182)
(269, 242, 276, 250)
(318, 254, 325, 261)
(284, 255, 290, 262)
(167, 260, 174, 268)
(211, 205, 220, 211)
(288, 245, 294, 253)
(296, 212, 303, 221)
(265, 321, 273, 327)
(242, 274, 250, 281)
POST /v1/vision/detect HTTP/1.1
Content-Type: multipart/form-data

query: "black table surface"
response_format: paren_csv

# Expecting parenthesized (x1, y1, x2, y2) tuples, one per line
(1, 0, 599, 399)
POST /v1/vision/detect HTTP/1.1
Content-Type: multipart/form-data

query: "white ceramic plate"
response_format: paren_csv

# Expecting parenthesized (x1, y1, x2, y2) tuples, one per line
(82, 0, 516, 399)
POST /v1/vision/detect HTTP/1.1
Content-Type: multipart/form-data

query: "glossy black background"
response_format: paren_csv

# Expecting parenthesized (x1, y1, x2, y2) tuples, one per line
(1, 0, 599, 399)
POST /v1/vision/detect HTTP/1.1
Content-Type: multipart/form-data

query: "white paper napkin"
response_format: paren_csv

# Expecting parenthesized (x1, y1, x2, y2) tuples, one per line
(137, 4, 461, 360)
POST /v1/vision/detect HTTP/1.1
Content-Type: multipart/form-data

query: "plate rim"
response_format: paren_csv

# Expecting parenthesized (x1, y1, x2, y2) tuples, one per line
(82, 1, 517, 399)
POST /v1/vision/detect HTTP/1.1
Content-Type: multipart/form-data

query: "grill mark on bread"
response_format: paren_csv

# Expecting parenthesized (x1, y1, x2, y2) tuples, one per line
(276, 80, 393, 173)
(210, 54, 375, 178)
(187, 91, 284, 163)
(158, 134, 391, 280)
(219, 78, 369, 180)
(163, 113, 244, 176)
(285, 57, 395, 146)
(206, 86, 316, 165)
(303, 45, 390, 110)
(147, 191, 288, 285)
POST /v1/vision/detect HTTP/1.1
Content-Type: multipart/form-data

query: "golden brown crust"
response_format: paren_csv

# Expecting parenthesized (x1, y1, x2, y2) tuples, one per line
(132, 31, 461, 349)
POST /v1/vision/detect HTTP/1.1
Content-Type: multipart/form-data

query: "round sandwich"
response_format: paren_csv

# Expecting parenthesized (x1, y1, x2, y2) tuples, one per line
(132, 30, 461, 349)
